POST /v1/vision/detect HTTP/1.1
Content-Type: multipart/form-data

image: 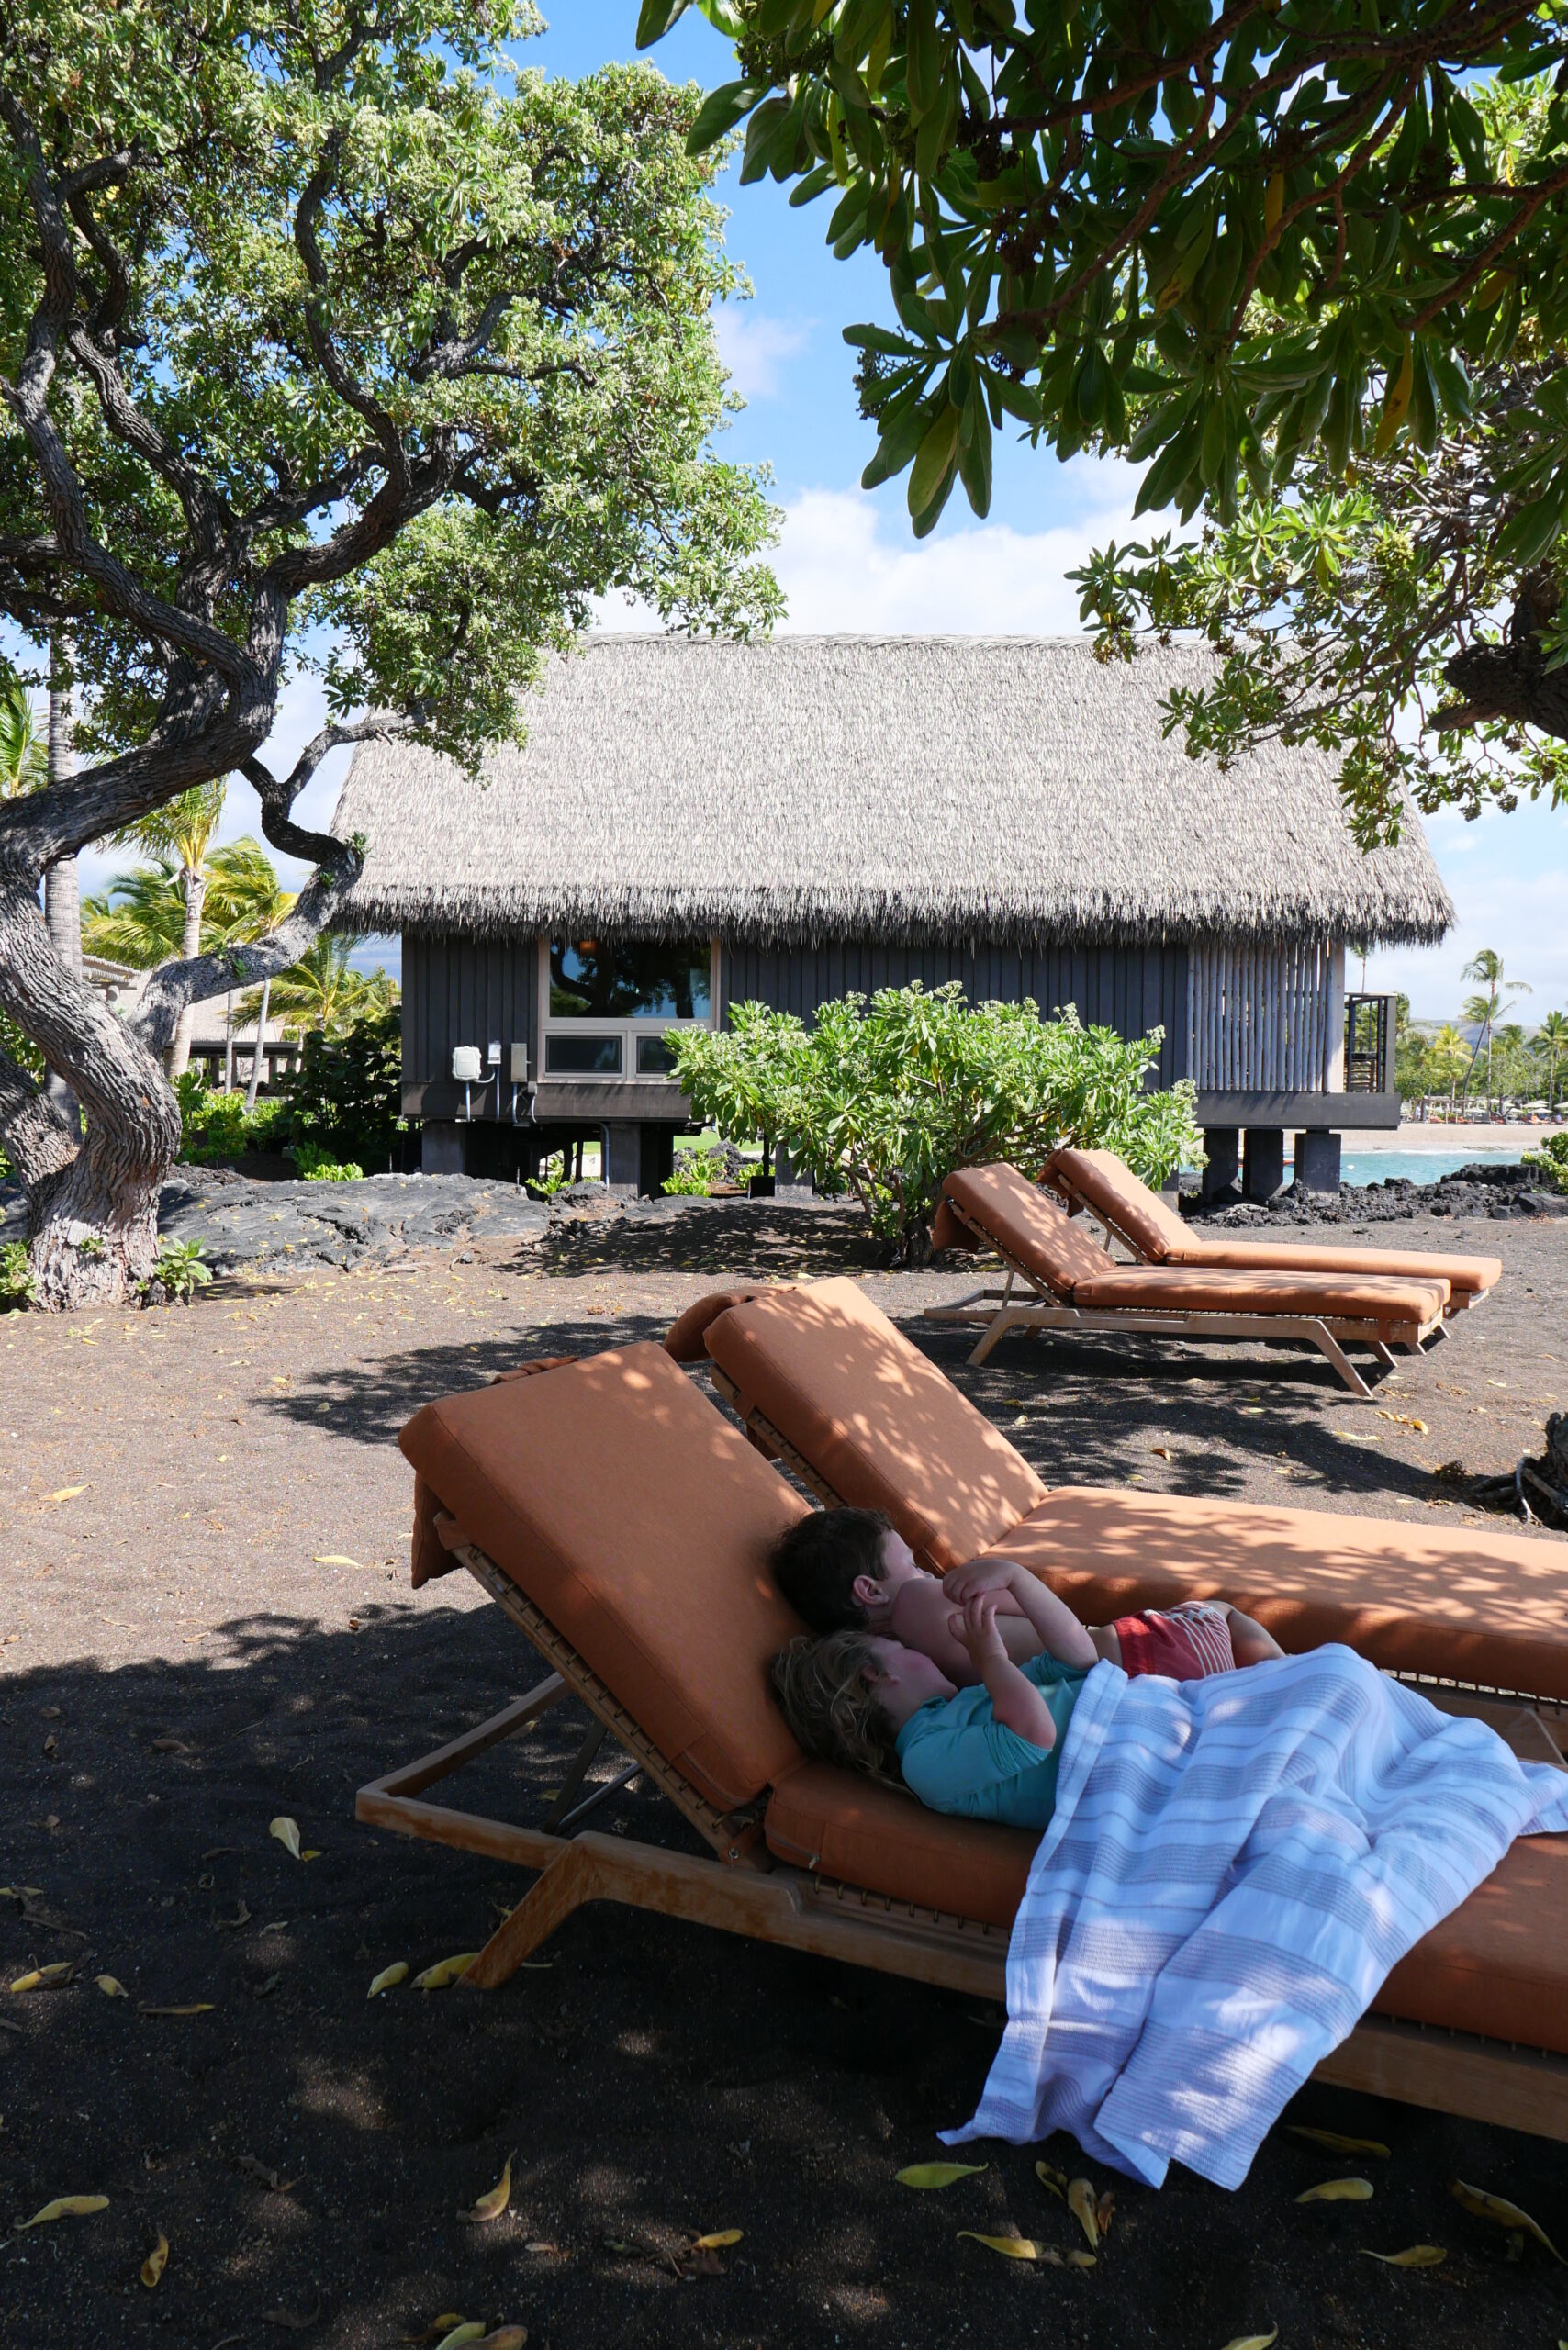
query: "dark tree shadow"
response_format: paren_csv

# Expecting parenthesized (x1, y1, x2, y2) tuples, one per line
(4, 1609, 1563, 2350)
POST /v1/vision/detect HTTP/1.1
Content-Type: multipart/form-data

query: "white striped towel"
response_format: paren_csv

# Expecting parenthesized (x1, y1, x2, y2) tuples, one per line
(941, 1645, 1568, 2189)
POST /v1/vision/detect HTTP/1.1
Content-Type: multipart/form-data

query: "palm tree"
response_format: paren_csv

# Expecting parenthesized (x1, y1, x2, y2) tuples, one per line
(1427, 1023, 1470, 1113)
(1534, 1011, 1568, 1115)
(0, 674, 46, 797)
(1460, 948, 1532, 1110)
(253, 933, 385, 1040)
(112, 780, 228, 1076)
(83, 836, 296, 1093)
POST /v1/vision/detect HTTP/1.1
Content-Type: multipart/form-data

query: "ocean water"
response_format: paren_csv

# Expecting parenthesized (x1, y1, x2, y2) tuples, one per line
(1334, 1147, 1523, 1188)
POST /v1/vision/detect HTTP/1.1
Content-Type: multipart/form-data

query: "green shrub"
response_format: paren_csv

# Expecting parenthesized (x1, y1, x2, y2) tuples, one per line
(286, 1004, 403, 1169)
(1523, 1133, 1568, 1194)
(662, 1149, 715, 1197)
(289, 1141, 364, 1182)
(2, 1238, 36, 1309)
(667, 983, 1203, 1259)
(142, 1237, 211, 1304)
(175, 1072, 294, 1165)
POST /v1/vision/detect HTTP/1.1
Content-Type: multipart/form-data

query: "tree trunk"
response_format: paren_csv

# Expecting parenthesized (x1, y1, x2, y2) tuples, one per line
(42, 633, 84, 1138)
(243, 975, 271, 1113)
(0, 879, 180, 1310)
(224, 988, 234, 1092)
(166, 865, 207, 1079)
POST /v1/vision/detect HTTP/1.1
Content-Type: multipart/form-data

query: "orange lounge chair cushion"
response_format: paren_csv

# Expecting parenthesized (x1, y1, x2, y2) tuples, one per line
(766, 1758, 1568, 2052)
(944, 1162, 1113, 1294)
(701, 1276, 1047, 1571)
(1069, 1263, 1450, 1324)
(980, 1488, 1568, 1702)
(1376, 1833, 1568, 2049)
(1152, 1234, 1502, 1297)
(765, 1760, 1035, 1929)
(398, 1343, 810, 1812)
(1045, 1146, 1502, 1296)
(1044, 1146, 1192, 1260)
(665, 1287, 783, 1364)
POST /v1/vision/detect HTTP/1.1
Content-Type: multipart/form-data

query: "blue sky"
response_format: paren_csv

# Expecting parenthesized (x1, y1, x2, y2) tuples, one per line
(60, 4, 1568, 1018)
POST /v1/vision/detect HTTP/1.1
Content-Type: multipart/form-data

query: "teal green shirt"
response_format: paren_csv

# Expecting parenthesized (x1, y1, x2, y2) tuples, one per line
(894, 1652, 1088, 1830)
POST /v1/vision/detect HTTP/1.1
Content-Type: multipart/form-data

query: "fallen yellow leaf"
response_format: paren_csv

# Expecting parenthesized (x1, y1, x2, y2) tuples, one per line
(431, 2327, 486, 2350)
(95, 1975, 128, 1998)
(1219, 2333, 1278, 2350)
(464, 2154, 513, 2224)
(138, 2003, 215, 2016)
(46, 1486, 85, 1503)
(1287, 2126, 1390, 2158)
(957, 2232, 1054, 2261)
(691, 2229, 743, 2249)
(367, 1962, 409, 1998)
(474, 2332, 528, 2350)
(1361, 2244, 1445, 2266)
(1068, 2177, 1099, 2250)
(895, 2163, 987, 2189)
(406, 2319, 465, 2347)
(1066, 2249, 1096, 2268)
(140, 2230, 169, 2288)
(1450, 2178, 1563, 2260)
(314, 1554, 364, 1569)
(9, 1962, 73, 1992)
(17, 2193, 109, 2229)
(300, 1849, 322, 1862)
(415, 1953, 478, 1992)
(269, 1817, 301, 1860)
(1034, 2160, 1068, 2201)
(1150, 1444, 1173, 1461)
(1297, 2177, 1373, 2203)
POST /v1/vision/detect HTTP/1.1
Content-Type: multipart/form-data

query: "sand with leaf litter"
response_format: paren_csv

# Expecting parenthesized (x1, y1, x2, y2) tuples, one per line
(3, 1200, 1566, 2346)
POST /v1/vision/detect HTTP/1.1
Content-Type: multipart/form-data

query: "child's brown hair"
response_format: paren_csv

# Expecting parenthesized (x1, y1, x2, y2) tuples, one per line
(769, 1630, 904, 1790)
(770, 1507, 891, 1633)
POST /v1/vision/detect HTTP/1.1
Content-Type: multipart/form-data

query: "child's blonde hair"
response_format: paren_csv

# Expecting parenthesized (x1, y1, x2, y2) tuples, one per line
(769, 1631, 904, 1790)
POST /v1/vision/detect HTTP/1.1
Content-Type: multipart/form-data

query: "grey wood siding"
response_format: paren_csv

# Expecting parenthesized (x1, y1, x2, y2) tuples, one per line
(401, 931, 1190, 1093)
(402, 932, 538, 1084)
(721, 941, 1191, 1088)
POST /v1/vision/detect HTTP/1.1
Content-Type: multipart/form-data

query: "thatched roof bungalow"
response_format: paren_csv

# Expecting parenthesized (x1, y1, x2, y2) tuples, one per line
(335, 634, 1452, 1194)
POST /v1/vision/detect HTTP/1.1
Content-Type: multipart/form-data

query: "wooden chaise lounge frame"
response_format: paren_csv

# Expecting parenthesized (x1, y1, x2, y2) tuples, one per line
(928, 1192, 1440, 1399)
(359, 1503, 1568, 2146)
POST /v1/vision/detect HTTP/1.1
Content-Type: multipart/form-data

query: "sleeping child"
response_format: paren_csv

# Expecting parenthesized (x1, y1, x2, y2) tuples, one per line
(769, 1505, 1282, 1688)
(770, 1591, 1089, 1829)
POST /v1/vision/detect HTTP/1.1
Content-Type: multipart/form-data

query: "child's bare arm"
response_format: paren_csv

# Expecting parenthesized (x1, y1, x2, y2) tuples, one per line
(957, 1595, 1058, 1748)
(944, 1557, 1098, 1670)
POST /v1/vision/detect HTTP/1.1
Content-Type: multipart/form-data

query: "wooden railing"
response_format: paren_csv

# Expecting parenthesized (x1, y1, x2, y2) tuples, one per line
(1344, 993, 1395, 1095)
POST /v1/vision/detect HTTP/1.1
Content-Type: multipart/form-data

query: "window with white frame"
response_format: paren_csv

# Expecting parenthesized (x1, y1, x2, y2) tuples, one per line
(539, 938, 717, 1079)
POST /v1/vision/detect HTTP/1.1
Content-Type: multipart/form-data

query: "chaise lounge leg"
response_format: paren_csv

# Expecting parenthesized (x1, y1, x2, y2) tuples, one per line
(1309, 1319, 1373, 1400)
(467, 1841, 604, 1989)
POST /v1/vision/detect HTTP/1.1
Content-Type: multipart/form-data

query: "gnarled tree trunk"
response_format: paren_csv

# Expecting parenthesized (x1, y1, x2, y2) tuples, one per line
(0, 879, 179, 1310)
(42, 632, 83, 1138)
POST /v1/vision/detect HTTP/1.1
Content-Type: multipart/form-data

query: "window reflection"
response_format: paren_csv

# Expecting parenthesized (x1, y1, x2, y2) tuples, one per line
(550, 940, 711, 1021)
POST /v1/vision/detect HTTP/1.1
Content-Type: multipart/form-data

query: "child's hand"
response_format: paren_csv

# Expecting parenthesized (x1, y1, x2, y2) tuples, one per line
(943, 1557, 1020, 1604)
(951, 1591, 1010, 1668)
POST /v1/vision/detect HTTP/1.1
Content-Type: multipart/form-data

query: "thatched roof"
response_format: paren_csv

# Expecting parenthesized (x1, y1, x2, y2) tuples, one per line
(334, 635, 1453, 946)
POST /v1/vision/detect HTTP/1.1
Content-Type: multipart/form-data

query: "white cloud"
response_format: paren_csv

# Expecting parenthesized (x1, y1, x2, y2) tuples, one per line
(713, 307, 812, 402)
(770, 467, 1143, 634)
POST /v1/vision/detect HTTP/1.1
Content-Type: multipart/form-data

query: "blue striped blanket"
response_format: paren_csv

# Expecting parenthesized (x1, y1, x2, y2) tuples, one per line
(941, 1646, 1568, 2190)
